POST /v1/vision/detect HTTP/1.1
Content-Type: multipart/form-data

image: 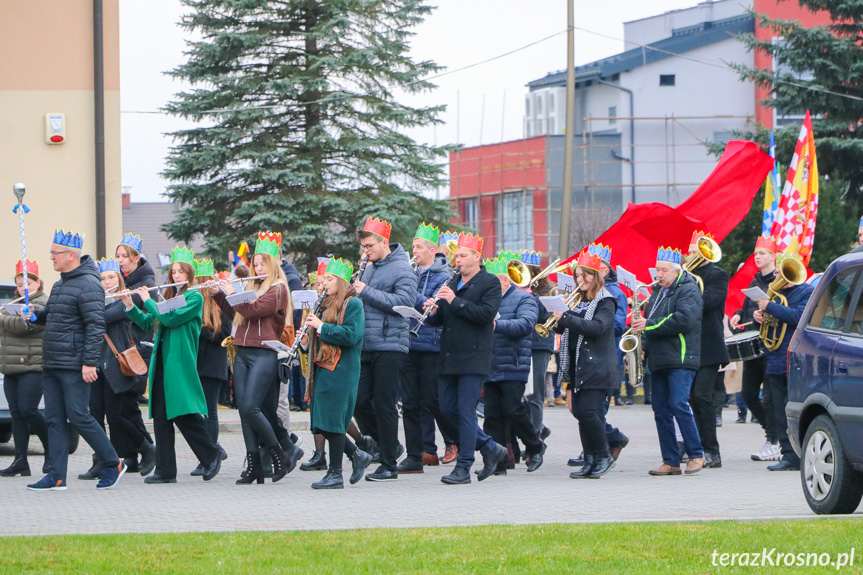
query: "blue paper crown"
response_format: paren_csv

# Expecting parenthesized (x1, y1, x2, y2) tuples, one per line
(439, 231, 459, 245)
(656, 247, 682, 265)
(520, 251, 542, 266)
(859, 216, 863, 228)
(588, 243, 612, 264)
(52, 229, 84, 250)
(98, 257, 121, 275)
(120, 232, 143, 254)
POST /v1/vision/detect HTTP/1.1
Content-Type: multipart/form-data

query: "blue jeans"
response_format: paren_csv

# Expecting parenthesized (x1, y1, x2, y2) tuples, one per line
(651, 368, 703, 466)
(43, 368, 119, 481)
(438, 374, 496, 470)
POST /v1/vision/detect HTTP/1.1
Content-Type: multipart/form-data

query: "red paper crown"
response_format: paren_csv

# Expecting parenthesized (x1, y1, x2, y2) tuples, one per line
(457, 232, 483, 254)
(363, 217, 392, 241)
(317, 257, 330, 277)
(15, 259, 39, 278)
(575, 251, 601, 272)
(689, 230, 714, 247)
(755, 236, 776, 253)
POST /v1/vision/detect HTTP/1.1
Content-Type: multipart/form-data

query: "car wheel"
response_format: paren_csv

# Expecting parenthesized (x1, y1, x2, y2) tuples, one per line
(0, 431, 11, 444)
(67, 426, 80, 455)
(801, 414, 863, 514)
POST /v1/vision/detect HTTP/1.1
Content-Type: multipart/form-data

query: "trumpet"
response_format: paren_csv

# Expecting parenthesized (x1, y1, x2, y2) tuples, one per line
(105, 281, 188, 299)
(535, 288, 583, 337)
(410, 266, 460, 337)
(409, 257, 417, 272)
(759, 256, 806, 351)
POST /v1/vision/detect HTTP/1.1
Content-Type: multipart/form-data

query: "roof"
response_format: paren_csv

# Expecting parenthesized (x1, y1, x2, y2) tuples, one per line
(527, 14, 754, 90)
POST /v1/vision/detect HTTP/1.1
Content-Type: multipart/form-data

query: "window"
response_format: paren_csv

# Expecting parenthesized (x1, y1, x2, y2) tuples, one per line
(537, 96, 543, 115)
(608, 106, 617, 125)
(808, 267, 860, 332)
(463, 198, 478, 231)
(495, 191, 533, 253)
(659, 74, 675, 87)
(713, 131, 732, 145)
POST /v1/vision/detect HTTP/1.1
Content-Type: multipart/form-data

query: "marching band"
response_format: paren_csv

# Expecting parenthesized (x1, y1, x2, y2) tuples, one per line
(1, 214, 827, 491)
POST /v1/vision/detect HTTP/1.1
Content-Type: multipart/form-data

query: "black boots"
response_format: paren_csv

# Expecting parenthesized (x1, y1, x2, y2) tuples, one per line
(270, 447, 288, 483)
(570, 454, 596, 479)
(300, 450, 327, 471)
(736, 408, 748, 423)
(348, 448, 373, 485)
(589, 455, 615, 478)
(236, 452, 264, 485)
(78, 454, 102, 480)
(138, 439, 156, 477)
(312, 468, 344, 490)
(0, 455, 30, 477)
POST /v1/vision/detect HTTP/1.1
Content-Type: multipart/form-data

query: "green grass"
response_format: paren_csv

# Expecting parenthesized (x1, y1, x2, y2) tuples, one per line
(1, 519, 861, 574)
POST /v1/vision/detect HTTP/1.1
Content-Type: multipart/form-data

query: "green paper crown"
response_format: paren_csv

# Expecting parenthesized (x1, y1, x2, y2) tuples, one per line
(414, 222, 440, 244)
(194, 258, 215, 277)
(325, 257, 354, 283)
(499, 250, 521, 264)
(485, 257, 507, 276)
(171, 246, 195, 266)
(254, 231, 282, 259)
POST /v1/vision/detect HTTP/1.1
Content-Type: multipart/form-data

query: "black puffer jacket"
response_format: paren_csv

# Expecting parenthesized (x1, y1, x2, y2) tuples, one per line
(690, 262, 730, 366)
(642, 271, 703, 372)
(280, 259, 305, 329)
(488, 285, 538, 383)
(556, 292, 618, 390)
(734, 269, 776, 333)
(427, 266, 502, 377)
(34, 256, 106, 370)
(99, 300, 142, 394)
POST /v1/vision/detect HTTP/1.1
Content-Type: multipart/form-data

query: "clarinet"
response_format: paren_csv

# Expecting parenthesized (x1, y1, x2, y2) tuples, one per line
(283, 288, 328, 364)
(410, 266, 460, 337)
(351, 255, 369, 284)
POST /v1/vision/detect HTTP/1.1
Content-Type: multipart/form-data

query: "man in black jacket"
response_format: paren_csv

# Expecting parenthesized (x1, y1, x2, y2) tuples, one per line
(27, 231, 125, 491)
(632, 247, 705, 476)
(687, 232, 729, 469)
(425, 233, 507, 485)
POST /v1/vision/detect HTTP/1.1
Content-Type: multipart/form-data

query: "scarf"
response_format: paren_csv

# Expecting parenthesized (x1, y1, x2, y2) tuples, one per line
(557, 287, 612, 390)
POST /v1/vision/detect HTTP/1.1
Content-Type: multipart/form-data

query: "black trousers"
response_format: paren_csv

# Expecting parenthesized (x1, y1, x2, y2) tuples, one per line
(741, 355, 776, 442)
(321, 431, 357, 472)
(573, 388, 610, 458)
(151, 354, 218, 479)
(355, 350, 404, 471)
(233, 346, 280, 452)
(200, 376, 224, 444)
(3, 371, 48, 457)
(690, 364, 720, 454)
(482, 380, 543, 457)
(401, 351, 459, 461)
(766, 372, 799, 465)
(90, 376, 152, 459)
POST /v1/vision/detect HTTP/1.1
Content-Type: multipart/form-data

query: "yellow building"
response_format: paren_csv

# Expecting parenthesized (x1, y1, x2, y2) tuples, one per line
(0, 0, 122, 287)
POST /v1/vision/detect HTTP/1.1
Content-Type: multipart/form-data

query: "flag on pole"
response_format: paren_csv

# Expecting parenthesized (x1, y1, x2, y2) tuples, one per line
(770, 111, 818, 265)
(761, 132, 781, 236)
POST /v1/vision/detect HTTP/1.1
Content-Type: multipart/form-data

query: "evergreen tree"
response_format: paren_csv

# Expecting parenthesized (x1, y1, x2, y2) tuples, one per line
(162, 0, 454, 271)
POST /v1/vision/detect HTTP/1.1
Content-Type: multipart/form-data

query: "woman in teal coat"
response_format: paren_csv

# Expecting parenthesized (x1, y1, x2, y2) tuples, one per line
(123, 247, 221, 484)
(302, 258, 372, 489)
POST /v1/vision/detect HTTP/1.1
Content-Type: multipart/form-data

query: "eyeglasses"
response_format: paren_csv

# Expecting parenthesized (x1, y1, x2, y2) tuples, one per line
(49, 250, 72, 256)
(360, 241, 382, 251)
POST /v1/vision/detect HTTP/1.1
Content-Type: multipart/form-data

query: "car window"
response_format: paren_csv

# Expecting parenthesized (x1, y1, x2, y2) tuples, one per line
(0, 285, 17, 304)
(808, 267, 860, 332)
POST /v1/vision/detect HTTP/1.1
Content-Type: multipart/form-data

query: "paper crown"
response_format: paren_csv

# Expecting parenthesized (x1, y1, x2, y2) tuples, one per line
(440, 231, 459, 246)
(120, 233, 143, 254)
(15, 259, 39, 278)
(776, 251, 802, 265)
(755, 236, 776, 253)
(521, 251, 542, 266)
(415, 222, 440, 244)
(171, 246, 195, 266)
(859, 216, 863, 229)
(363, 217, 392, 241)
(97, 258, 120, 275)
(689, 230, 714, 247)
(499, 250, 521, 264)
(457, 232, 483, 254)
(587, 243, 612, 264)
(255, 231, 282, 258)
(576, 250, 602, 272)
(484, 257, 507, 276)
(317, 257, 330, 277)
(325, 257, 353, 283)
(52, 229, 84, 251)
(194, 258, 215, 277)
(656, 247, 682, 265)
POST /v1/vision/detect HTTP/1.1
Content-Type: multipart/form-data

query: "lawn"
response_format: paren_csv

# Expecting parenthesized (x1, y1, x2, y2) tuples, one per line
(1, 519, 860, 574)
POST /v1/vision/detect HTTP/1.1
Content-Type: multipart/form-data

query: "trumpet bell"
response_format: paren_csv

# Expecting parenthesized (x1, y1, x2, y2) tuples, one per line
(221, 336, 234, 348)
(507, 259, 531, 287)
(535, 324, 550, 338)
(777, 256, 806, 287)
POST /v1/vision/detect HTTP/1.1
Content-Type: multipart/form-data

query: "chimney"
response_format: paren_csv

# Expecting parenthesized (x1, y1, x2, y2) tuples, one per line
(122, 192, 131, 209)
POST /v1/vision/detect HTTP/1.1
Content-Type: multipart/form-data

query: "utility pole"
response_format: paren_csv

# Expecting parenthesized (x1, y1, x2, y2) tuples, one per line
(558, 0, 575, 260)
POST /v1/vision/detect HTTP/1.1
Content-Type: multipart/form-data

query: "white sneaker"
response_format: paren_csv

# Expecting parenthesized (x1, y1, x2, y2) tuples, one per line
(751, 441, 781, 461)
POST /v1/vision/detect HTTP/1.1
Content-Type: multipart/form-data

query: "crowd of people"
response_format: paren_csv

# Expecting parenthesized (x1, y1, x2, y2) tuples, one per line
(0, 217, 820, 490)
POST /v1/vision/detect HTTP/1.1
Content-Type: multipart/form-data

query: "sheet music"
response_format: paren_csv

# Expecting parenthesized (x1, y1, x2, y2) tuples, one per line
(392, 305, 424, 321)
(539, 295, 570, 313)
(2, 304, 25, 315)
(556, 273, 576, 294)
(616, 266, 638, 292)
(292, 290, 319, 309)
(742, 287, 770, 301)
(262, 340, 292, 353)
(157, 295, 187, 314)
(227, 291, 258, 306)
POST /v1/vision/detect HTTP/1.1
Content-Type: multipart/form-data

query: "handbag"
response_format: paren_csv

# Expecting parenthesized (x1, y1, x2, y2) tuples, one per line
(104, 332, 149, 377)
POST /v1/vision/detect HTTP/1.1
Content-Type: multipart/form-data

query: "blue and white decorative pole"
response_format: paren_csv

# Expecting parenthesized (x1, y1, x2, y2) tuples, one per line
(12, 183, 35, 320)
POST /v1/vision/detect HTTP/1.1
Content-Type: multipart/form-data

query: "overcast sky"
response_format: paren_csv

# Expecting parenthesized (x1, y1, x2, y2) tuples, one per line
(119, 0, 699, 203)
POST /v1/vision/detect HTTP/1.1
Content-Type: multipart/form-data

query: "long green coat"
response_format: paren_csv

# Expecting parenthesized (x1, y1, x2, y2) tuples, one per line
(310, 297, 364, 434)
(127, 289, 207, 420)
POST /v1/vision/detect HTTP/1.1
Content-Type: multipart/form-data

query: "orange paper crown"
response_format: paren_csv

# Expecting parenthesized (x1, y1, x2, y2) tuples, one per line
(689, 230, 714, 247)
(755, 236, 776, 253)
(363, 217, 392, 241)
(575, 250, 601, 272)
(15, 259, 39, 278)
(457, 232, 483, 254)
(317, 257, 330, 277)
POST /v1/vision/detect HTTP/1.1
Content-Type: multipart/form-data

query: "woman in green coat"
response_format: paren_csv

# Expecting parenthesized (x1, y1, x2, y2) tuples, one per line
(123, 247, 221, 484)
(302, 258, 372, 490)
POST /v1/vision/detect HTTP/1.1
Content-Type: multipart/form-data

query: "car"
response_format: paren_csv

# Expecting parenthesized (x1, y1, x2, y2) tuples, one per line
(787, 252, 863, 514)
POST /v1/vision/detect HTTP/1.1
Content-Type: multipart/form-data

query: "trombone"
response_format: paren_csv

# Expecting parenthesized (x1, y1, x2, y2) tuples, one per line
(529, 258, 574, 290)
(759, 256, 806, 351)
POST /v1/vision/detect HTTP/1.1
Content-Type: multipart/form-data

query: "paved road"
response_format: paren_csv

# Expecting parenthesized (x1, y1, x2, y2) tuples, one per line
(0, 404, 833, 536)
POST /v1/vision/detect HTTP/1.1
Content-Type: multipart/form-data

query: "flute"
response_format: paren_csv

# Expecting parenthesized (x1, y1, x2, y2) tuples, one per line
(105, 282, 188, 299)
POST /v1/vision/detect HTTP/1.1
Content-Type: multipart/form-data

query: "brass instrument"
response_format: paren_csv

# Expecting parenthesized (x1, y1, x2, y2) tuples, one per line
(682, 236, 722, 292)
(535, 289, 584, 337)
(529, 259, 574, 291)
(619, 285, 652, 388)
(759, 256, 806, 352)
(221, 334, 236, 369)
(505, 258, 531, 288)
(105, 281, 188, 300)
(441, 239, 458, 267)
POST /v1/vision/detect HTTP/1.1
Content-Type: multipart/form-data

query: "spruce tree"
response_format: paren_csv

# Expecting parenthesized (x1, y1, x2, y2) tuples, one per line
(162, 0, 454, 271)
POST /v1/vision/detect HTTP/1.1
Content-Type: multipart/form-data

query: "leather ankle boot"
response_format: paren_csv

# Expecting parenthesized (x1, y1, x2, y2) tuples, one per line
(569, 454, 596, 479)
(138, 440, 156, 477)
(300, 450, 328, 471)
(236, 452, 264, 485)
(78, 454, 102, 480)
(0, 455, 30, 477)
(589, 455, 615, 478)
(312, 468, 344, 489)
(269, 447, 287, 483)
(348, 449, 373, 485)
